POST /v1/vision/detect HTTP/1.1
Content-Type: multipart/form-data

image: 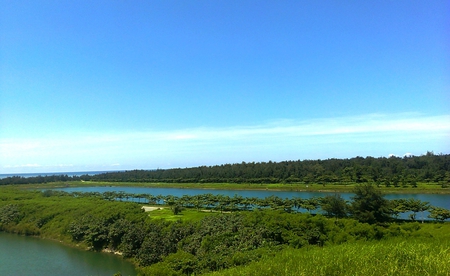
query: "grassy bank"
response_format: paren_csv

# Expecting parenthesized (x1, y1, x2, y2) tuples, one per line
(15, 180, 450, 194)
(206, 237, 450, 276)
(1, 186, 450, 275)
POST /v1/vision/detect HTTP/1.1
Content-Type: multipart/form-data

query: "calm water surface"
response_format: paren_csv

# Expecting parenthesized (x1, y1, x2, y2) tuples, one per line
(54, 186, 450, 210)
(0, 232, 136, 276)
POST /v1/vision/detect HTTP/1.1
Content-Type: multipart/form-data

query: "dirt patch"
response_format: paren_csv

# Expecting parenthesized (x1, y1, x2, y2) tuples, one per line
(200, 209, 231, 213)
(142, 206, 163, 212)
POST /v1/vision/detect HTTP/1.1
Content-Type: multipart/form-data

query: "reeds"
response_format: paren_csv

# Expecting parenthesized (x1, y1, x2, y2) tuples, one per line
(207, 238, 450, 276)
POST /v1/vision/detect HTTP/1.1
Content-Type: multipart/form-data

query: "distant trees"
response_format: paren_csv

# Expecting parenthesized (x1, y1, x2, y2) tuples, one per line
(2, 153, 449, 186)
(86, 152, 450, 185)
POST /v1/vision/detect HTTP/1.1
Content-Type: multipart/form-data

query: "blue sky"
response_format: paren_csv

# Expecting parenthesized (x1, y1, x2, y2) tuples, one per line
(1, 1, 449, 173)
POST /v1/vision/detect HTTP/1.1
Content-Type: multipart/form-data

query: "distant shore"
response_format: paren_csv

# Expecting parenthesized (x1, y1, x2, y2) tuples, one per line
(16, 180, 450, 194)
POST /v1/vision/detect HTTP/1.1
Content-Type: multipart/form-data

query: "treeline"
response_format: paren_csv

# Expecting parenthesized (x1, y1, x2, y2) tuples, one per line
(76, 152, 450, 185)
(0, 174, 82, 185)
(2, 152, 449, 185)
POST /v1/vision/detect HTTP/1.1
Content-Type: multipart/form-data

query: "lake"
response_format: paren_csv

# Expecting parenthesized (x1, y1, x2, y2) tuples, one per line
(53, 186, 450, 209)
(0, 232, 136, 276)
(53, 186, 450, 221)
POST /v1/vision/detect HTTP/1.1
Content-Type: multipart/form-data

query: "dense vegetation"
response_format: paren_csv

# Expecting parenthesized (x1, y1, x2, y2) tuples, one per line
(206, 236, 450, 276)
(2, 152, 449, 186)
(1, 185, 450, 275)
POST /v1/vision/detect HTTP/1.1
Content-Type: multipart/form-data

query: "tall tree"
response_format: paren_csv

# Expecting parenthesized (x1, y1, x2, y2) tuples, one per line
(350, 184, 390, 224)
(320, 194, 348, 220)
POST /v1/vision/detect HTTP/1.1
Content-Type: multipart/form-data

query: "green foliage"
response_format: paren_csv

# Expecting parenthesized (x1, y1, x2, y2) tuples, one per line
(172, 205, 183, 215)
(390, 198, 431, 222)
(206, 238, 450, 276)
(428, 207, 450, 222)
(350, 184, 391, 224)
(320, 194, 348, 219)
(1, 187, 450, 276)
(3, 153, 450, 187)
(0, 204, 21, 225)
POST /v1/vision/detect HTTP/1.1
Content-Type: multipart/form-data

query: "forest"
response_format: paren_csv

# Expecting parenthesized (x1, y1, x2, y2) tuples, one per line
(1, 185, 450, 275)
(1, 152, 449, 186)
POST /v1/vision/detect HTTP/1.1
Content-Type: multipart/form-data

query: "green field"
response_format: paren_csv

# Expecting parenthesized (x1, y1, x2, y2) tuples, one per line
(145, 206, 218, 222)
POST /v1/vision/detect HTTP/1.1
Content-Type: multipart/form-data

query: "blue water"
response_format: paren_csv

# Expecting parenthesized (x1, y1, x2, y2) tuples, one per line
(52, 186, 449, 207)
(0, 170, 122, 179)
(0, 232, 136, 276)
(52, 186, 450, 220)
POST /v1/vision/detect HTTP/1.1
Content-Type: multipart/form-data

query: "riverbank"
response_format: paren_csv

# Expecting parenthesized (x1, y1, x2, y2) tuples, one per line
(2, 185, 450, 276)
(15, 180, 450, 194)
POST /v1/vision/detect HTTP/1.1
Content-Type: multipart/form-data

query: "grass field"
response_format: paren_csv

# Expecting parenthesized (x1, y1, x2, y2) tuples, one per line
(18, 180, 450, 194)
(206, 237, 450, 276)
(205, 223, 450, 276)
(145, 206, 218, 222)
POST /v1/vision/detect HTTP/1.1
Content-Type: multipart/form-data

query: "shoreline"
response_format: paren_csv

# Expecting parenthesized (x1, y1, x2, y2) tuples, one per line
(16, 181, 450, 194)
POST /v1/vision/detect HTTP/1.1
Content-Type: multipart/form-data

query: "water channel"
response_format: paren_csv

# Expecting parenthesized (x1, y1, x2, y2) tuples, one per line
(0, 232, 136, 276)
(53, 186, 450, 222)
(54, 186, 450, 210)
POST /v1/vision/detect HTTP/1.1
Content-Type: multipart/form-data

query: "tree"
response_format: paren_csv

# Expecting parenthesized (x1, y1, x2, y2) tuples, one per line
(428, 207, 450, 222)
(164, 195, 179, 211)
(389, 199, 408, 219)
(300, 198, 320, 214)
(404, 198, 430, 223)
(172, 205, 183, 215)
(350, 184, 390, 224)
(320, 194, 348, 220)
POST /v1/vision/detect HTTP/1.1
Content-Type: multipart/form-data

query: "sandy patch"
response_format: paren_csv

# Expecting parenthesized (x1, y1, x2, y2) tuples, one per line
(200, 209, 231, 213)
(142, 206, 163, 212)
(102, 248, 123, 255)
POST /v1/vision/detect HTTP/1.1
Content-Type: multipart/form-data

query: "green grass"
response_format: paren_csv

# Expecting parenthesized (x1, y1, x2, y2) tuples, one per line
(147, 207, 219, 222)
(0, 188, 146, 243)
(414, 222, 450, 239)
(16, 180, 450, 194)
(206, 237, 450, 276)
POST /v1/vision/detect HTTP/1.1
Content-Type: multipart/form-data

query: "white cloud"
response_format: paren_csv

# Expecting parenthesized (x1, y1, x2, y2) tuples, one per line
(1, 112, 449, 173)
(3, 164, 42, 168)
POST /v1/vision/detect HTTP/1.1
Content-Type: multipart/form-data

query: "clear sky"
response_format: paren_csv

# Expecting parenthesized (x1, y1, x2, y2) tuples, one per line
(1, 0, 449, 174)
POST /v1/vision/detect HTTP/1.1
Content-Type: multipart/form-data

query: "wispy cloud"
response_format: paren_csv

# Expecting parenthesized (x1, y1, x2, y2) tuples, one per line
(1, 113, 449, 173)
